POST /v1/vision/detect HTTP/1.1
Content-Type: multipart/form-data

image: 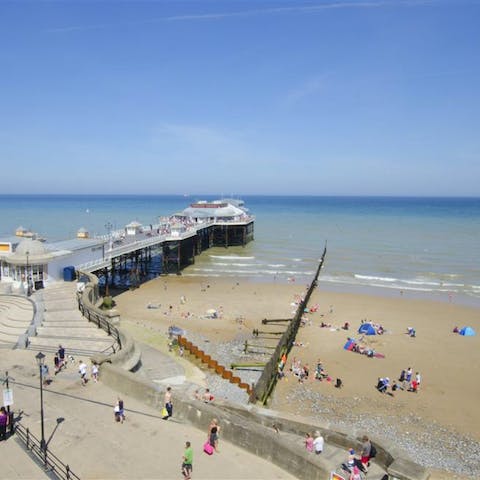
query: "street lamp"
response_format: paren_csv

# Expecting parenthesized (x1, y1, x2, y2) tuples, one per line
(25, 250, 31, 296)
(35, 352, 46, 452)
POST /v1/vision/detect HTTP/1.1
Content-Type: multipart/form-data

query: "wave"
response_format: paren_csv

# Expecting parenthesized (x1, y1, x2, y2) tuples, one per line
(268, 264, 286, 268)
(209, 255, 255, 260)
(355, 274, 397, 283)
(212, 262, 259, 267)
(190, 267, 314, 276)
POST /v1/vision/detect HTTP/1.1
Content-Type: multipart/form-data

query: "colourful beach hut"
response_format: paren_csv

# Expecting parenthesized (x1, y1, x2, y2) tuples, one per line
(459, 326, 476, 336)
(358, 323, 376, 335)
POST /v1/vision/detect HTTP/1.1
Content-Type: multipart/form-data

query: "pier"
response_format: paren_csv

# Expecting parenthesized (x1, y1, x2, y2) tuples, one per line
(0, 199, 254, 294)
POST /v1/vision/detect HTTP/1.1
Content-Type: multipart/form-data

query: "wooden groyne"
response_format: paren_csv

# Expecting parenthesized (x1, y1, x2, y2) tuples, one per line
(249, 245, 327, 405)
(177, 335, 253, 395)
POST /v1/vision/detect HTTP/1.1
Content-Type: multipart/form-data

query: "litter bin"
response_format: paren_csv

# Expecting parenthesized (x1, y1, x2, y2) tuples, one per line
(63, 266, 76, 282)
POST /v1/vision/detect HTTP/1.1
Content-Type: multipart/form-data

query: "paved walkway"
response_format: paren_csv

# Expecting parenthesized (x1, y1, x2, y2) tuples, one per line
(1, 349, 297, 479)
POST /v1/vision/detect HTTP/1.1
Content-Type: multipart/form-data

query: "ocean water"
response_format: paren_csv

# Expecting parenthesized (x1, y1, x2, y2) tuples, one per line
(1, 195, 479, 306)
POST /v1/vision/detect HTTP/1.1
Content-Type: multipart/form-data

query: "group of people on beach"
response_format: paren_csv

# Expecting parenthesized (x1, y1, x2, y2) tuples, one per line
(377, 367, 421, 394)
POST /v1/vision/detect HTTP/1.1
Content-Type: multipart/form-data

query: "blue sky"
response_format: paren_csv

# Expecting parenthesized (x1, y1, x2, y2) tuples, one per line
(1, 0, 479, 196)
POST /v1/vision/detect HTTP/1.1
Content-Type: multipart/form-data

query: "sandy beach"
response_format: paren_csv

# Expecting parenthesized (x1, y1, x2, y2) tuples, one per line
(114, 275, 480, 478)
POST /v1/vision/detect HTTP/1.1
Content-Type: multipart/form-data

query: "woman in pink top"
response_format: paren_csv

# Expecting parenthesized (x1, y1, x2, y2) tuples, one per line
(304, 432, 314, 452)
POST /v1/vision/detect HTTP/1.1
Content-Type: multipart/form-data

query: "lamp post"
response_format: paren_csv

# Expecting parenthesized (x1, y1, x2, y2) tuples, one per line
(104, 222, 113, 297)
(25, 250, 31, 296)
(35, 352, 46, 452)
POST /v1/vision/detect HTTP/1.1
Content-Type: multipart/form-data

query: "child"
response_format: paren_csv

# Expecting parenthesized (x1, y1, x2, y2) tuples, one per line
(91, 362, 99, 383)
(181, 441, 193, 479)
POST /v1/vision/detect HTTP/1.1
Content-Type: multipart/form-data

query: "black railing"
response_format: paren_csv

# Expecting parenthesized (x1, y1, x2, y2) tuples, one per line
(15, 422, 80, 480)
(77, 299, 122, 352)
(76, 273, 122, 353)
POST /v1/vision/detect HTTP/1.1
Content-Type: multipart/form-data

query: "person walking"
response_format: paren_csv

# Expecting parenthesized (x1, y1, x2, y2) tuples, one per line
(58, 345, 66, 370)
(78, 360, 88, 386)
(313, 430, 324, 455)
(0, 407, 9, 441)
(164, 387, 173, 419)
(181, 441, 193, 479)
(208, 418, 220, 452)
(91, 362, 99, 383)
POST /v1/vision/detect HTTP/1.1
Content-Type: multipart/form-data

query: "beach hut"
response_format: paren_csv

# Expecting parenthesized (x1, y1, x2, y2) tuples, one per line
(358, 323, 376, 335)
(459, 326, 476, 336)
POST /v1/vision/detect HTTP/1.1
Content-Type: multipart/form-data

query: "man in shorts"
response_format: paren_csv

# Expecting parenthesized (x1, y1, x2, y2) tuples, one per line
(181, 441, 193, 479)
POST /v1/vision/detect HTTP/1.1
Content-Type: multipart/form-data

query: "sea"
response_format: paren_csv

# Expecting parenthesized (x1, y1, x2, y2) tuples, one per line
(1, 195, 479, 307)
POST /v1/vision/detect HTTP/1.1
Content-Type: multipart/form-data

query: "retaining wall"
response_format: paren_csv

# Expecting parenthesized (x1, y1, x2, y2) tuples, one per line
(99, 362, 429, 480)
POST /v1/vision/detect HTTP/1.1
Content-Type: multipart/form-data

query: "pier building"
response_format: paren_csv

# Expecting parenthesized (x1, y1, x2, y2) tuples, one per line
(0, 199, 254, 294)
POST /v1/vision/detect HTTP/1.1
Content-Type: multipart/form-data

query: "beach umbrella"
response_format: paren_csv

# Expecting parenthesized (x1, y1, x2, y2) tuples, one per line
(459, 326, 476, 336)
(206, 309, 217, 315)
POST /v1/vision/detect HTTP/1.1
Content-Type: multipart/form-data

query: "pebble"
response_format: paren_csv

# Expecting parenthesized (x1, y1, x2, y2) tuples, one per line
(182, 333, 480, 478)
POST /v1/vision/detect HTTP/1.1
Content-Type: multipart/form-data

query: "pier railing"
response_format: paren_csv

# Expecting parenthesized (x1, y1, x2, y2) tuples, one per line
(250, 246, 327, 405)
(14, 422, 80, 480)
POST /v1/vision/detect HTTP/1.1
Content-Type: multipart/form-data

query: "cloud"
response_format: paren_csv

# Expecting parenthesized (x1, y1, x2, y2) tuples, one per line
(44, 1, 436, 33)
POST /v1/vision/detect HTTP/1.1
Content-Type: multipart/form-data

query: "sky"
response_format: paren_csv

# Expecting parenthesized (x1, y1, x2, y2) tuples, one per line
(1, 0, 479, 196)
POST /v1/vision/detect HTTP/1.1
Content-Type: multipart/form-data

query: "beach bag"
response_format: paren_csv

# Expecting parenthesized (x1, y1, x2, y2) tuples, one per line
(370, 443, 377, 458)
(161, 407, 169, 419)
(203, 441, 214, 455)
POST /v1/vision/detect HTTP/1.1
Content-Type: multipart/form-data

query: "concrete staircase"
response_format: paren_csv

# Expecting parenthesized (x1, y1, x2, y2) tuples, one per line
(0, 295, 33, 349)
(281, 430, 387, 479)
(26, 283, 116, 358)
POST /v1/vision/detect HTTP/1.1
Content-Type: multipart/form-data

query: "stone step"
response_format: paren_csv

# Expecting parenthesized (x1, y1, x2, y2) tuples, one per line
(0, 331, 22, 341)
(35, 327, 112, 342)
(27, 338, 115, 357)
(0, 322, 28, 335)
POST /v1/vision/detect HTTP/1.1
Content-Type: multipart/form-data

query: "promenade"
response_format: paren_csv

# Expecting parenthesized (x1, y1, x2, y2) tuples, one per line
(1, 349, 297, 479)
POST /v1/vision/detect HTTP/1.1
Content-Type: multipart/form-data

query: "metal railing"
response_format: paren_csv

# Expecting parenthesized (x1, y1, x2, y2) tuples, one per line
(14, 422, 80, 480)
(77, 292, 122, 353)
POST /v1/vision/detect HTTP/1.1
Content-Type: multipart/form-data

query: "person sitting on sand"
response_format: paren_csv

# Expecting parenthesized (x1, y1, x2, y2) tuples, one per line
(407, 327, 416, 337)
(453, 326, 459, 333)
(377, 377, 389, 393)
(342, 322, 350, 330)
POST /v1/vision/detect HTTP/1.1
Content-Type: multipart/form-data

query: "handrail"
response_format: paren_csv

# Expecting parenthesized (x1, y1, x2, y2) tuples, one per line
(76, 272, 122, 353)
(14, 422, 80, 480)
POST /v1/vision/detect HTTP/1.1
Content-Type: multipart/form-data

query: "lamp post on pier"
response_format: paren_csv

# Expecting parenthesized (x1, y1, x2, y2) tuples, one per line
(25, 250, 31, 296)
(104, 222, 113, 297)
(35, 352, 46, 453)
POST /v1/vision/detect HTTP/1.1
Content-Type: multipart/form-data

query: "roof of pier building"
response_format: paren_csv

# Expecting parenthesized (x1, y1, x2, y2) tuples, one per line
(45, 237, 106, 253)
(180, 202, 246, 219)
(0, 238, 54, 265)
